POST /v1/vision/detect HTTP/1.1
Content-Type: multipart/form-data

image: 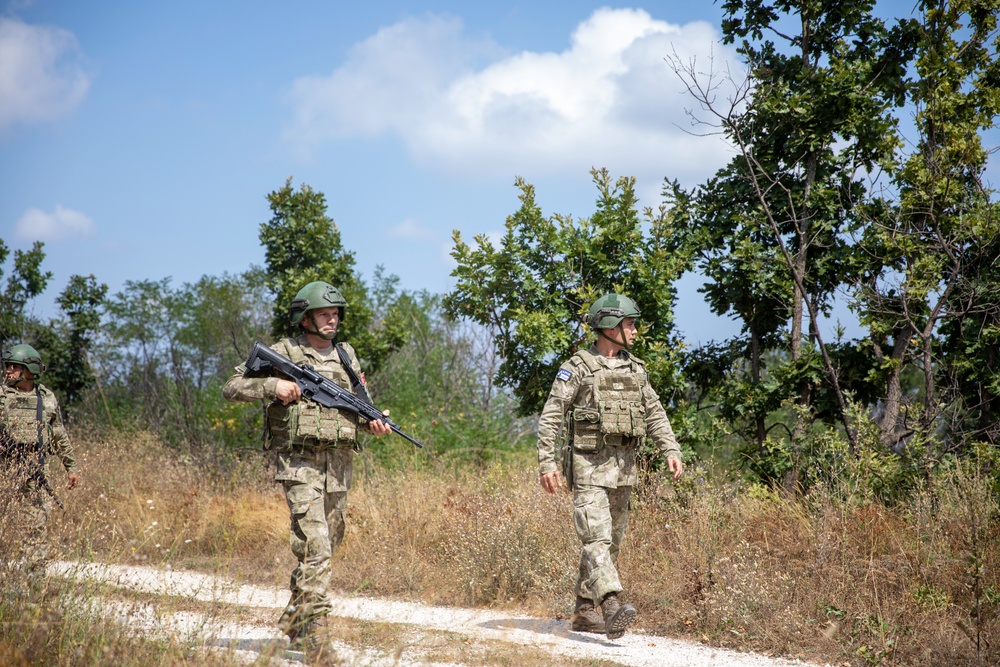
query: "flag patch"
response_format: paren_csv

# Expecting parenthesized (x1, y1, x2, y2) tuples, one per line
(556, 369, 572, 381)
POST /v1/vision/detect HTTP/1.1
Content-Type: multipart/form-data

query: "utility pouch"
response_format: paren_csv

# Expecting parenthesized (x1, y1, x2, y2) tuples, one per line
(571, 408, 601, 451)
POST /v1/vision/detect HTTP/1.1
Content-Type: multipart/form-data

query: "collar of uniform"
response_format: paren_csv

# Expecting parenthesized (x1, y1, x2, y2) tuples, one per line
(586, 344, 631, 365)
(293, 334, 336, 361)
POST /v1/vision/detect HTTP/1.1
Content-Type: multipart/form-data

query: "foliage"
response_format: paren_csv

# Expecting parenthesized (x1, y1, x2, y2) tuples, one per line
(89, 272, 271, 450)
(258, 177, 407, 372)
(673, 0, 918, 464)
(853, 0, 1000, 451)
(445, 168, 691, 416)
(365, 290, 533, 465)
(0, 240, 52, 347)
(33, 274, 108, 420)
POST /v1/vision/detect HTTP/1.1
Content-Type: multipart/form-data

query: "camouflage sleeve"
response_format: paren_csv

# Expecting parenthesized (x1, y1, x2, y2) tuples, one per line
(642, 380, 681, 461)
(536, 362, 580, 476)
(46, 393, 77, 474)
(222, 363, 280, 403)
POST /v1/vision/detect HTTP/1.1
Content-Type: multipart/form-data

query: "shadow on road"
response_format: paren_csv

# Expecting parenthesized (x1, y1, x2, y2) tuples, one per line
(478, 617, 613, 646)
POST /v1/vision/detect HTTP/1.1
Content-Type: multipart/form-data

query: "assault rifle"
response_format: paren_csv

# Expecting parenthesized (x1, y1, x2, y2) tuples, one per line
(0, 425, 64, 509)
(243, 342, 423, 449)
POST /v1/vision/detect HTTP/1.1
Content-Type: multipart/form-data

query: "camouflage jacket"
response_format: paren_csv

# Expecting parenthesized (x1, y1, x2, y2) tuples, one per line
(536, 345, 680, 488)
(0, 382, 77, 475)
(223, 335, 369, 448)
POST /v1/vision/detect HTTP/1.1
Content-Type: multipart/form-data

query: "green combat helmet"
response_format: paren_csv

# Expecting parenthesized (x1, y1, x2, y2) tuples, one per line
(587, 293, 640, 330)
(587, 293, 641, 350)
(2, 343, 46, 376)
(289, 281, 347, 340)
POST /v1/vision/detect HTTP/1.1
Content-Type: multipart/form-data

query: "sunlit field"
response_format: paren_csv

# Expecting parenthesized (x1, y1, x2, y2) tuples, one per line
(0, 428, 992, 666)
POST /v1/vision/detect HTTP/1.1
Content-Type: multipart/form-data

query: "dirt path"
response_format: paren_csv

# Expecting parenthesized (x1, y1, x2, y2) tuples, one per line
(48, 560, 828, 667)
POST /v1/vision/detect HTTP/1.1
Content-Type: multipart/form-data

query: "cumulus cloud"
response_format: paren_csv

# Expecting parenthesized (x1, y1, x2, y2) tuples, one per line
(388, 217, 434, 240)
(15, 205, 95, 242)
(285, 8, 742, 188)
(0, 17, 91, 134)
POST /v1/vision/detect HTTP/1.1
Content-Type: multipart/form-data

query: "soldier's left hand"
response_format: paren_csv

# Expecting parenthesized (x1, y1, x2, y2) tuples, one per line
(667, 457, 684, 480)
(67, 473, 80, 490)
(366, 410, 392, 436)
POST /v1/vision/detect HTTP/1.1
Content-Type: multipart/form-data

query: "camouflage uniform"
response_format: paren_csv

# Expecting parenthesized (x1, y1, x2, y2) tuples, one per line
(223, 335, 368, 625)
(0, 382, 77, 569)
(537, 345, 681, 606)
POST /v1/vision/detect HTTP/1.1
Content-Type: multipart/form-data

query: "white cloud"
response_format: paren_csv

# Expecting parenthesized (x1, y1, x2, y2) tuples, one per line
(0, 17, 91, 134)
(388, 217, 434, 241)
(285, 8, 742, 189)
(15, 205, 95, 242)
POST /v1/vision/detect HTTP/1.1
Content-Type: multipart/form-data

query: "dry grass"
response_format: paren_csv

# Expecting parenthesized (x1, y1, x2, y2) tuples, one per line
(13, 428, 998, 666)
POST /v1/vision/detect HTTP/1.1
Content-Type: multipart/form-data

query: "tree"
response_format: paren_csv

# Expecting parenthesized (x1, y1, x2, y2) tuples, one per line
(37, 274, 108, 417)
(672, 0, 917, 463)
(258, 177, 406, 372)
(854, 0, 1000, 451)
(0, 240, 52, 347)
(445, 169, 691, 416)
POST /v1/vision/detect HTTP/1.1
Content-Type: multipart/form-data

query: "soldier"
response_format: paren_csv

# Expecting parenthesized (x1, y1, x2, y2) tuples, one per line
(536, 293, 684, 640)
(1, 344, 80, 572)
(223, 281, 391, 650)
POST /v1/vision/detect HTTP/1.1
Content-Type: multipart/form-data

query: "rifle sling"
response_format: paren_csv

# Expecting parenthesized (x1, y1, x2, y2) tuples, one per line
(335, 344, 374, 407)
(35, 386, 44, 463)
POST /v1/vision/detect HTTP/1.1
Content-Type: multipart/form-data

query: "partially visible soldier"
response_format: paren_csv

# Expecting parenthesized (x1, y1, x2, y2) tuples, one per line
(536, 294, 684, 640)
(1, 344, 80, 572)
(223, 281, 391, 651)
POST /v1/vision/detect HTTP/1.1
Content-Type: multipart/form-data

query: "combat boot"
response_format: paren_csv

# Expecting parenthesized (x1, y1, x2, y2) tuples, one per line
(600, 592, 637, 640)
(571, 595, 605, 633)
(279, 604, 310, 648)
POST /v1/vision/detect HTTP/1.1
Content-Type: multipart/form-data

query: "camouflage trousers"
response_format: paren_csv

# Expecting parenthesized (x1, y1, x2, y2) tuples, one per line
(282, 478, 348, 620)
(572, 483, 632, 605)
(2, 472, 53, 572)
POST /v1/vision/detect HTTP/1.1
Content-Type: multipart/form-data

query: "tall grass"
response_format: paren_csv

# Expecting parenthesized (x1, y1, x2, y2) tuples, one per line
(6, 428, 996, 666)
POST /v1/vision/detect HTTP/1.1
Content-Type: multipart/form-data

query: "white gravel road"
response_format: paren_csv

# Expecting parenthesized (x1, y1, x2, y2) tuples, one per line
(47, 560, 830, 667)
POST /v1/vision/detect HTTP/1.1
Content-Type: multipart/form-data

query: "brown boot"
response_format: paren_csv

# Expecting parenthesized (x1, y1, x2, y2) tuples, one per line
(571, 596, 605, 633)
(601, 593, 637, 640)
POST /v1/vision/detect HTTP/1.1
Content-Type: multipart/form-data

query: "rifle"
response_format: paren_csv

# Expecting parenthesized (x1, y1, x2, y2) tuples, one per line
(0, 388, 64, 509)
(242, 342, 423, 449)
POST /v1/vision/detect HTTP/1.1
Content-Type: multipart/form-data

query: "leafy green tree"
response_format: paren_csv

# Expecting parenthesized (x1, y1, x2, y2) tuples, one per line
(855, 0, 1000, 450)
(366, 290, 533, 463)
(0, 240, 52, 347)
(37, 274, 108, 417)
(92, 272, 272, 449)
(672, 0, 918, 463)
(445, 169, 691, 416)
(259, 178, 405, 371)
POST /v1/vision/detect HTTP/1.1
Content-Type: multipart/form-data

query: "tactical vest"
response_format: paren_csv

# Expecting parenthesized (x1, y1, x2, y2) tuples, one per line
(265, 340, 359, 447)
(0, 385, 46, 462)
(569, 349, 646, 451)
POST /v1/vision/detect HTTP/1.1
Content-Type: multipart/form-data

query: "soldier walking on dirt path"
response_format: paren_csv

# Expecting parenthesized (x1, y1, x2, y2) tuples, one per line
(536, 293, 684, 640)
(223, 281, 392, 651)
(1, 344, 80, 573)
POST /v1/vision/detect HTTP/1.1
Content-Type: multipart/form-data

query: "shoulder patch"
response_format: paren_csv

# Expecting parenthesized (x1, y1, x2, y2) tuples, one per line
(556, 368, 572, 382)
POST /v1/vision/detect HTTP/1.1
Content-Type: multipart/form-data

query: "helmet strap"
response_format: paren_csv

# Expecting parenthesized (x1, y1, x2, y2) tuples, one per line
(596, 324, 633, 351)
(303, 312, 338, 341)
(3, 364, 35, 389)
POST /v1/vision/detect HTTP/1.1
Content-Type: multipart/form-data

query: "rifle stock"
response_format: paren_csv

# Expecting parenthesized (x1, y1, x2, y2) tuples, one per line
(244, 342, 423, 449)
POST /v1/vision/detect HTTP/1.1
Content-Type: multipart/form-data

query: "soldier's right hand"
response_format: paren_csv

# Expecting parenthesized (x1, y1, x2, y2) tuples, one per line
(540, 471, 563, 495)
(274, 380, 302, 405)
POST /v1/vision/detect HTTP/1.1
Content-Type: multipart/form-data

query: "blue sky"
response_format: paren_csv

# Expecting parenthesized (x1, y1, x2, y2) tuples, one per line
(1, 1, 921, 344)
